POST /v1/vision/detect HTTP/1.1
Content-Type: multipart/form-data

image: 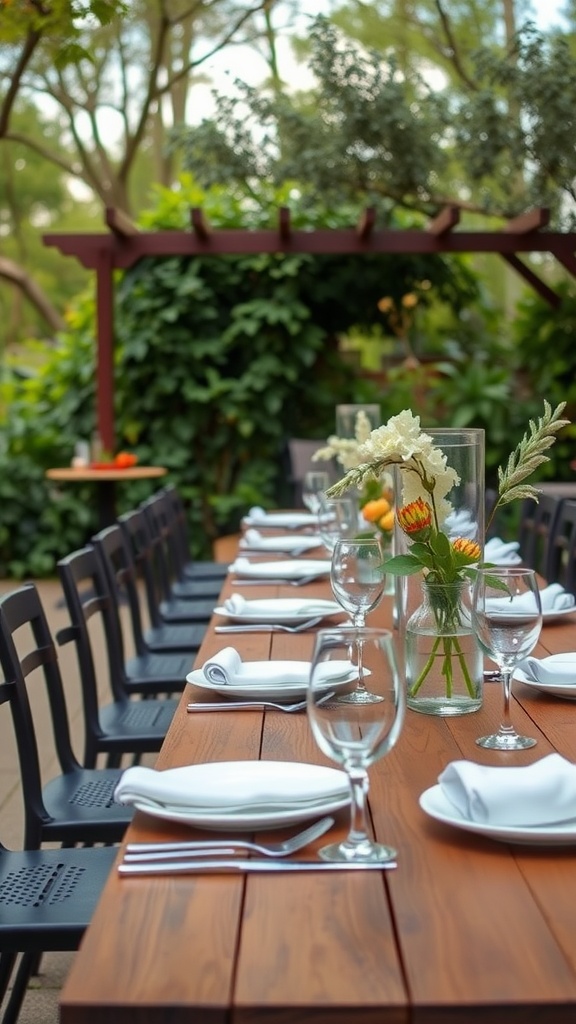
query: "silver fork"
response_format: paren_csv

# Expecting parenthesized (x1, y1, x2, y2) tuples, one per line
(123, 815, 335, 861)
(186, 691, 334, 714)
(214, 616, 323, 634)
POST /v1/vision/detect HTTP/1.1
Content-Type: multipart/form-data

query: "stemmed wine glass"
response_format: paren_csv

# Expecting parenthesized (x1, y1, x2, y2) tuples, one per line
(317, 496, 357, 553)
(330, 536, 387, 705)
(307, 626, 404, 863)
(302, 470, 330, 513)
(471, 567, 543, 750)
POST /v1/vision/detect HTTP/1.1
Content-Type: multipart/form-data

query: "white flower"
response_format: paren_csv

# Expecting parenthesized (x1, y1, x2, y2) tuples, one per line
(312, 410, 378, 471)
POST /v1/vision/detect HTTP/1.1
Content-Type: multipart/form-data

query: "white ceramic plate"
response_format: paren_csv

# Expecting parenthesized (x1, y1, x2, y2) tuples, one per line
(131, 761, 350, 831)
(542, 606, 576, 624)
(186, 661, 359, 701)
(419, 785, 576, 844)
(240, 535, 322, 554)
(213, 598, 343, 625)
(515, 656, 576, 699)
(243, 511, 319, 529)
(231, 559, 331, 580)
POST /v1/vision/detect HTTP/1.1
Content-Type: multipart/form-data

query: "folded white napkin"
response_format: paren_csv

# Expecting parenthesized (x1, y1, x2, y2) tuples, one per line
(438, 754, 576, 826)
(230, 556, 331, 579)
(240, 529, 320, 553)
(201, 647, 350, 686)
(114, 762, 348, 812)
(444, 509, 477, 540)
(516, 654, 576, 685)
(221, 594, 340, 617)
(244, 506, 318, 528)
(484, 537, 522, 565)
(486, 583, 575, 615)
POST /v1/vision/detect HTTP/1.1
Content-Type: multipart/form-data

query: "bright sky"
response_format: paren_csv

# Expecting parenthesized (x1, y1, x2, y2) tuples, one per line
(189, 0, 569, 124)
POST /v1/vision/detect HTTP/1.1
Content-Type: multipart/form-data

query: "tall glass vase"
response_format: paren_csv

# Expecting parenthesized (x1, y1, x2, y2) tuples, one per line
(394, 427, 485, 715)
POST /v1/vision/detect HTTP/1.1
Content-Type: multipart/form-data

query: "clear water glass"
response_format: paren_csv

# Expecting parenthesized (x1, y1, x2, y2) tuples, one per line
(307, 626, 404, 863)
(472, 567, 542, 750)
(317, 495, 357, 553)
(302, 470, 330, 513)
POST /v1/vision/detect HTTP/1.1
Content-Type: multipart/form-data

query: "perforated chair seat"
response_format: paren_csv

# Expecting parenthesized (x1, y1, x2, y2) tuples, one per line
(0, 842, 115, 1024)
(158, 597, 216, 624)
(143, 621, 206, 652)
(170, 576, 222, 600)
(0, 844, 116, 948)
(39, 767, 132, 845)
(125, 650, 193, 688)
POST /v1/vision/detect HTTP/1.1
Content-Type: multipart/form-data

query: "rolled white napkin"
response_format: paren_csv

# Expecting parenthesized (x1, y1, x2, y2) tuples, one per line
(114, 761, 349, 811)
(230, 556, 331, 579)
(200, 647, 349, 686)
(516, 654, 576, 685)
(438, 754, 576, 826)
(240, 529, 320, 553)
(485, 583, 575, 615)
(244, 506, 318, 528)
(223, 593, 248, 614)
(484, 537, 522, 565)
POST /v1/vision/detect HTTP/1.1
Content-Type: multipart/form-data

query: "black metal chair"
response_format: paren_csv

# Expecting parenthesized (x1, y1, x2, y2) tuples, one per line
(162, 484, 230, 583)
(140, 490, 223, 602)
(546, 499, 576, 595)
(57, 545, 194, 704)
(55, 539, 181, 769)
(0, 837, 115, 1024)
(518, 492, 565, 578)
(91, 522, 207, 656)
(0, 583, 132, 849)
(119, 508, 215, 627)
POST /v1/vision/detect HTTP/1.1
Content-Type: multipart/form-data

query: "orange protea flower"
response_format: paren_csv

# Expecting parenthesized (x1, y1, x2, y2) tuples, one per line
(401, 292, 418, 310)
(452, 537, 481, 562)
(397, 497, 432, 535)
(378, 509, 395, 532)
(362, 497, 391, 523)
(377, 296, 394, 313)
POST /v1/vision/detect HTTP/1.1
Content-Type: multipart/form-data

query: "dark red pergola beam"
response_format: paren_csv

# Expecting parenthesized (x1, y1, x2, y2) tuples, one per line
(43, 205, 573, 452)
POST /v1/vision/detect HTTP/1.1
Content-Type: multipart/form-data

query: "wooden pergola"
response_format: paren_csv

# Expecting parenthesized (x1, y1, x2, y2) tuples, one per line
(43, 205, 576, 452)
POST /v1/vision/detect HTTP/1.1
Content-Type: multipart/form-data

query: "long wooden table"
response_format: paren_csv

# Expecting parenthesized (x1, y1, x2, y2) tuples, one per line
(59, 556, 576, 1024)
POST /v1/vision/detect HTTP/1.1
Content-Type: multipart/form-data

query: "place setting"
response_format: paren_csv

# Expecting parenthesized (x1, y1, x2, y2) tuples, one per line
(229, 554, 332, 585)
(239, 528, 323, 556)
(212, 592, 344, 634)
(515, 653, 576, 699)
(185, 645, 360, 703)
(419, 753, 576, 845)
(242, 506, 320, 530)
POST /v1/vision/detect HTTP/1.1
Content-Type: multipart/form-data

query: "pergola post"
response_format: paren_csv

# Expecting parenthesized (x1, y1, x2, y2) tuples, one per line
(95, 246, 115, 452)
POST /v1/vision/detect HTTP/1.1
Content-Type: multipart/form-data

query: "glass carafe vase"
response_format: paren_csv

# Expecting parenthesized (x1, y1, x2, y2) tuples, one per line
(405, 580, 483, 716)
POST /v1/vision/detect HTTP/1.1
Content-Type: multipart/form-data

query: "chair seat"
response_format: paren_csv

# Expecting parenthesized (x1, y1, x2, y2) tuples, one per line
(181, 560, 229, 582)
(98, 697, 178, 744)
(40, 767, 132, 844)
(171, 577, 223, 599)
(159, 597, 215, 624)
(144, 622, 206, 652)
(0, 845, 116, 948)
(125, 650, 193, 691)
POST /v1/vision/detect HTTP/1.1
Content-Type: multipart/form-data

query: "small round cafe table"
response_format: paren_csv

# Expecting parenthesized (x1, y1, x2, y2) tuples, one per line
(45, 465, 168, 531)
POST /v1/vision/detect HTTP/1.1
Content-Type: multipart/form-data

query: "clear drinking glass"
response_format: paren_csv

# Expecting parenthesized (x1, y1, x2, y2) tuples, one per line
(330, 536, 386, 628)
(302, 470, 330, 513)
(472, 567, 543, 750)
(317, 496, 357, 553)
(307, 627, 404, 863)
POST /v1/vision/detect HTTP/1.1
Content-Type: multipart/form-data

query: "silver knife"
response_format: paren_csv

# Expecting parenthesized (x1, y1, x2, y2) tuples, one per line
(118, 858, 397, 876)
